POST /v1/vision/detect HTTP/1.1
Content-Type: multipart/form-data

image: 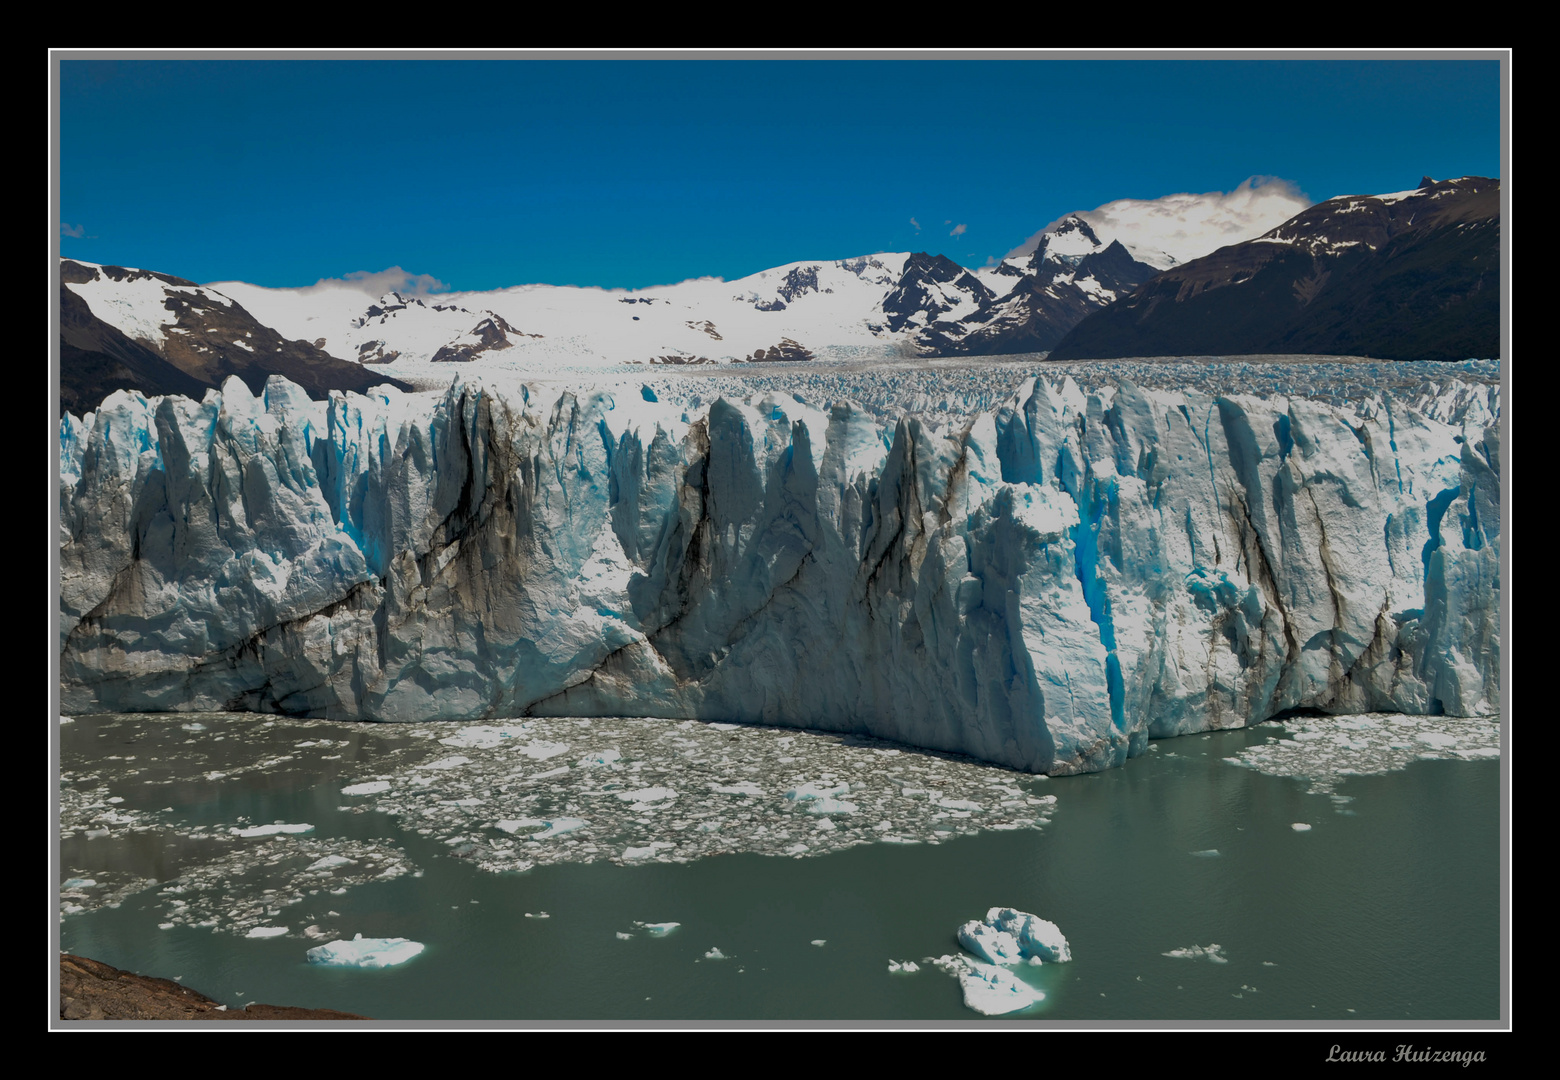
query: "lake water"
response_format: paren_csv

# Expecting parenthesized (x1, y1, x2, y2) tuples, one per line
(57, 711, 1502, 1024)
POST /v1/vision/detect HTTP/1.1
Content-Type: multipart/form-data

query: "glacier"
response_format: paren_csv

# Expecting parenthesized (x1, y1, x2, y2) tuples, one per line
(58, 368, 1500, 775)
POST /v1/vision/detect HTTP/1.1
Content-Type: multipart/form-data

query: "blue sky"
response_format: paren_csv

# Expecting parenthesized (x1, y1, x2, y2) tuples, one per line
(55, 55, 1504, 292)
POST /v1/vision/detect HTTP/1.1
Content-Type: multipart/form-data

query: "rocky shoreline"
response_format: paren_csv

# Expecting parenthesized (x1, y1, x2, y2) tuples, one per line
(58, 954, 368, 1021)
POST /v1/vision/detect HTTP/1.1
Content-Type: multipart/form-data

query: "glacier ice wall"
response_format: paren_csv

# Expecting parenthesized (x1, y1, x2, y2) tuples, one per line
(58, 372, 1501, 774)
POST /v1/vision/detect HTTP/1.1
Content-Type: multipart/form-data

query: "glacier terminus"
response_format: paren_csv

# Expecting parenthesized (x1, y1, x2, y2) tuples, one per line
(58, 368, 1500, 775)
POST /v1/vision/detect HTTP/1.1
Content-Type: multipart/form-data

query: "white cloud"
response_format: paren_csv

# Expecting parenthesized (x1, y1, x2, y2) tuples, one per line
(61, 223, 86, 238)
(298, 266, 452, 298)
(910, 217, 921, 232)
(949, 223, 967, 237)
(1006, 176, 1312, 268)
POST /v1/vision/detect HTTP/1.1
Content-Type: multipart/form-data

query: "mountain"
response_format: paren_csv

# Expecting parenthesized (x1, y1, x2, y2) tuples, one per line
(201, 216, 1168, 373)
(1047, 177, 1501, 363)
(59, 261, 412, 416)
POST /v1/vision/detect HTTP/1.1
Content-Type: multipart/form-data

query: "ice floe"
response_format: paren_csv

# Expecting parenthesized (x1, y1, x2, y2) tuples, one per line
(933, 907, 1069, 1014)
(1226, 713, 1501, 795)
(306, 934, 425, 968)
(1163, 943, 1228, 963)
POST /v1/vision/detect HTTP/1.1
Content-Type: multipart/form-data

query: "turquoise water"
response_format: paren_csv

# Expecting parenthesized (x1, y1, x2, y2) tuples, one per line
(58, 715, 1502, 1022)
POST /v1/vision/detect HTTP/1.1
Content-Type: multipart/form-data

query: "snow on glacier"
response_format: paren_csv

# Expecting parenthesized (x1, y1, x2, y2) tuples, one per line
(59, 361, 1501, 775)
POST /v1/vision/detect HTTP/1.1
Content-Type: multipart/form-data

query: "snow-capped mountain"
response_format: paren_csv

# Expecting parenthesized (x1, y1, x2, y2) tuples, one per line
(198, 216, 1168, 376)
(60, 179, 1395, 410)
(1049, 176, 1502, 363)
(59, 260, 410, 415)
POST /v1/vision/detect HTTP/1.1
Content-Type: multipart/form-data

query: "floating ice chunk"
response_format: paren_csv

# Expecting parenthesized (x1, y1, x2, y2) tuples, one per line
(246, 926, 289, 938)
(815, 818, 836, 831)
(635, 921, 680, 936)
(986, 908, 1072, 963)
(495, 818, 545, 834)
(811, 939, 827, 947)
(616, 932, 633, 940)
(711, 781, 764, 796)
(785, 781, 850, 803)
(181, 723, 206, 732)
(957, 961, 1046, 1015)
(623, 841, 675, 861)
(519, 741, 570, 761)
(342, 780, 391, 796)
(704, 947, 728, 960)
(888, 959, 920, 974)
(708, 723, 740, 731)
(438, 726, 520, 749)
(958, 920, 1023, 965)
(938, 799, 982, 812)
(425, 756, 471, 770)
(577, 749, 622, 767)
(1190, 849, 1221, 858)
(230, 823, 314, 838)
(1291, 823, 1312, 832)
(1416, 731, 1459, 747)
(617, 786, 677, 804)
(306, 933, 425, 968)
(1163, 943, 1228, 963)
(532, 817, 588, 839)
(306, 855, 356, 871)
(62, 877, 97, 889)
(804, 797, 858, 815)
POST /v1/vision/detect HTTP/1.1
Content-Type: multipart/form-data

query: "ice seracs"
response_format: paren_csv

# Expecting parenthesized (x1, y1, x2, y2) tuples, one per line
(59, 366, 1500, 775)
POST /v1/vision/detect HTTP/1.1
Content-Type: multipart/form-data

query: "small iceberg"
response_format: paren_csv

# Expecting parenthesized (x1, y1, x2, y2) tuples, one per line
(230, 822, 314, 838)
(959, 907, 1071, 965)
(245, 926, 289, 938)
(306, 933, 425, 968)
(957, 961, 1046, 1015)
(941, 907, 1067, 1015)
(635, 921, 680, 936)
(342, 780, 391, 796)
(1163, 943, 1228, 963)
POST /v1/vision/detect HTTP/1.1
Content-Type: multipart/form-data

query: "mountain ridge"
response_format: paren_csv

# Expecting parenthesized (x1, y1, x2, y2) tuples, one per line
(1047, 176, 1501, 362)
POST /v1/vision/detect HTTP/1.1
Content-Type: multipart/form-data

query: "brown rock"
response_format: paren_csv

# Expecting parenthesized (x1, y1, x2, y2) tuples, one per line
(58, 953, 369, 1021)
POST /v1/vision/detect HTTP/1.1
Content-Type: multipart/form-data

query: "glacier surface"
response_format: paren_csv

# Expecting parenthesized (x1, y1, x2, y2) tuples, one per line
(59, 366, 1501, 774)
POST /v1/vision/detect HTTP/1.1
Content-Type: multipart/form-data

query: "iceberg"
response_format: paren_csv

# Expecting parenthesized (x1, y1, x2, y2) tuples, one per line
(957, 962, 1046, 1016)
(306, 933, 426, 968)
(59, 372, 1500, 774)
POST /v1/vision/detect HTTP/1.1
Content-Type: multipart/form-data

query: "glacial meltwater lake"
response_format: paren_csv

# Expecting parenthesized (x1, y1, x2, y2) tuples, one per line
(57, 711, 1502, 1024)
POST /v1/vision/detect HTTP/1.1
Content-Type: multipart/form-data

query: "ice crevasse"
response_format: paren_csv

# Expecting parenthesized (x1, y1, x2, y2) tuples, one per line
(58, 372, 1501, 775)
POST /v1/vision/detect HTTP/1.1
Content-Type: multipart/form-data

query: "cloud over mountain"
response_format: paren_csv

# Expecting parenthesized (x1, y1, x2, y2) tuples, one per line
(1008, 176, 1312, 268)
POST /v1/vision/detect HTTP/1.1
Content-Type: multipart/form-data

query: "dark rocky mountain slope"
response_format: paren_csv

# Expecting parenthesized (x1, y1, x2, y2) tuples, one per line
(1047, 177, 1500, 363)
